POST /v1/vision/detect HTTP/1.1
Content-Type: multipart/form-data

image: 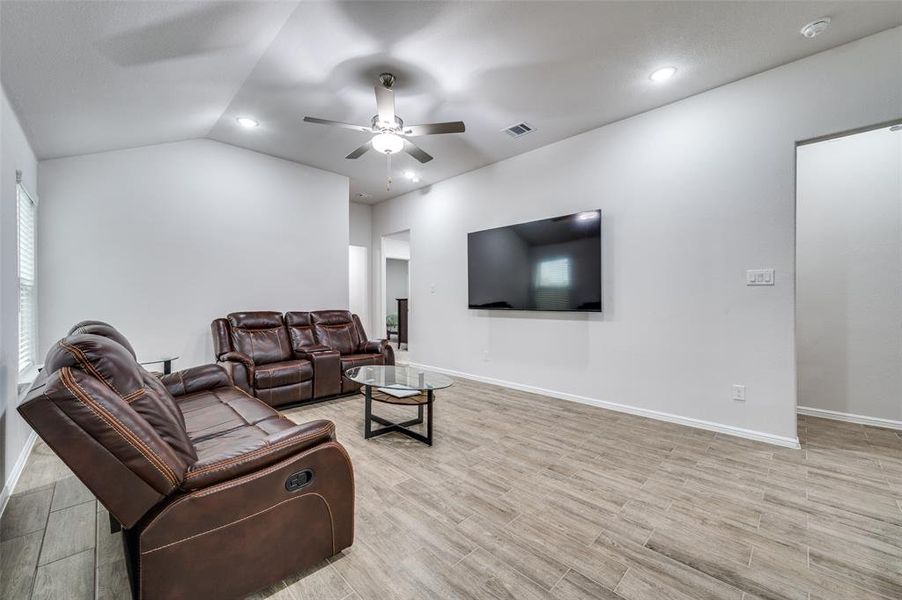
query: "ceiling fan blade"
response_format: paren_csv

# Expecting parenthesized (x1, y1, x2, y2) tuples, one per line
(374, 84, 396, 126)
(403, 139, 433, 163)
(303, 116, 372, 133)
(402, 121, 466, 136)
(345, 140, 372, 159)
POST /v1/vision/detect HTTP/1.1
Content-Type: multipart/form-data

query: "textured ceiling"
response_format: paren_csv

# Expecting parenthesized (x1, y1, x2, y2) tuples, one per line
(3, 1, 901, 203)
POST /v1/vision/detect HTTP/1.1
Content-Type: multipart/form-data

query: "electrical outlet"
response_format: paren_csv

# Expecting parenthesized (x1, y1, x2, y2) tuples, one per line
(732, 384, 746, 402)
(746, 269, 775, 286)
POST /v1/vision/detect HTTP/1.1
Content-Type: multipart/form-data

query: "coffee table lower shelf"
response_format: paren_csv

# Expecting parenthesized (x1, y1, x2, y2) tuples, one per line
(363, 386, 434, 446)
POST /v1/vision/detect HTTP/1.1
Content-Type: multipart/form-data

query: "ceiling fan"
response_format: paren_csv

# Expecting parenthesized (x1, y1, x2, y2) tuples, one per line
(303, 72, 465, 177)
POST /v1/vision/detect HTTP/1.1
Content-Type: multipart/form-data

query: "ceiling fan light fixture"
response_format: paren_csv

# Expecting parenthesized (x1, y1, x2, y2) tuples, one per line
(372, 132, 404, 154)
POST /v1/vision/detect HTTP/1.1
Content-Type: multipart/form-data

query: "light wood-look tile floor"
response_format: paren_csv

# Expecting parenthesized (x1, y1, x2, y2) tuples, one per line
(3, 377, 902, 600)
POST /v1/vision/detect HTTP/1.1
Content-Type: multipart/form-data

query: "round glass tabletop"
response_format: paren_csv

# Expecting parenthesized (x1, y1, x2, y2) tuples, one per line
(344, 365, 453, 391)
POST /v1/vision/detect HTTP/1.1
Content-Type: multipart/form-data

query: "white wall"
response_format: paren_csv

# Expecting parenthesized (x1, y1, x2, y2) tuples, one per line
(349, 245, 370, 334)
(797, 126, 902, 423)
(38, 139, 349, 368)
(349, 201, 372, 248)
(349, 201, 373, 334)
(372, 28, 902, 445)
(1, 85, 39, 503)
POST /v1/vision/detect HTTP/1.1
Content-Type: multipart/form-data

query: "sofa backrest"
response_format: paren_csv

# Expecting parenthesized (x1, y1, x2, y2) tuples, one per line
(226, 311, 292, 365)
(19, 331, 195, 528)
(309, 310, 362, 355)
(284, 312, 318, 356)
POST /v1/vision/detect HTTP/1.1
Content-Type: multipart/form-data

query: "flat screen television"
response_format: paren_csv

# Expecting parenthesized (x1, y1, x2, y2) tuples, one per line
(468, 210, 601, 312)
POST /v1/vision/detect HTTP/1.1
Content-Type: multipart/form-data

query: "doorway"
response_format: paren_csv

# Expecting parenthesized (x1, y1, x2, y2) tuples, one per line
(348, 245, 369, 333)
(381, 230, 410, 364)
(796, 122, 902, 427)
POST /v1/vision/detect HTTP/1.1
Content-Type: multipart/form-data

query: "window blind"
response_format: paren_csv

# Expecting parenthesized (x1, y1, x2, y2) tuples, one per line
(17, 183, 37, 375)
(535, 258, 570, 310)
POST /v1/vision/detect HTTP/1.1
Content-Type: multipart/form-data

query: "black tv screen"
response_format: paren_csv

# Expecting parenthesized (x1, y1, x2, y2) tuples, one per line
(468, 210, 601, 312)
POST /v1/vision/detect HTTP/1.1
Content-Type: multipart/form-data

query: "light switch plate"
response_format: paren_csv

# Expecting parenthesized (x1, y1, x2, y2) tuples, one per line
(746, 269, 774, 286)
(732, 384, 746, 402)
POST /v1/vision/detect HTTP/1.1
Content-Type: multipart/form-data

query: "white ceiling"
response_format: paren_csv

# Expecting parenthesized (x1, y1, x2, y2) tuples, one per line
(3, 1, 900, 203)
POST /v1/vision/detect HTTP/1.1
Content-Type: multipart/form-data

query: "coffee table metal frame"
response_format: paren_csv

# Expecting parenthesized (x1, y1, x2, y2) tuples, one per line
(363, 385, 434, 446)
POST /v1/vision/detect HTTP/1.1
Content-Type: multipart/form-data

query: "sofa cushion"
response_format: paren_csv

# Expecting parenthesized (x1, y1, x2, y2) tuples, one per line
(68, 320, 138, 359)
(310, 310, 361, 355)
(227, 311, 292, 365)
(254, 359, 313, 389)
(284, 312, 318, 355)
(178, 386, 281, 442)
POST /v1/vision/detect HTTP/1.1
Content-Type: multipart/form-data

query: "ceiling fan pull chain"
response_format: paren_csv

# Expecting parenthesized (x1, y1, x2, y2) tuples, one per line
(386, 153, 392, 192)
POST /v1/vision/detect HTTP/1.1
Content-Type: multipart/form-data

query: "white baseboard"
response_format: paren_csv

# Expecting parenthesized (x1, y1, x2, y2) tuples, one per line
(0, 431, 37, 518)
(408, 362, 801, 449)
(797, 406, 902, 431)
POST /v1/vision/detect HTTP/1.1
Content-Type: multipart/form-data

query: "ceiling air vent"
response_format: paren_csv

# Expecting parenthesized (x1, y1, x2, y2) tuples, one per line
(502, 122, 535, 138)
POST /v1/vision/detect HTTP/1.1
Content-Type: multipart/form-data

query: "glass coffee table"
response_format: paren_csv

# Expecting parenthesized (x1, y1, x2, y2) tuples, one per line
(344, 365, 453, 446)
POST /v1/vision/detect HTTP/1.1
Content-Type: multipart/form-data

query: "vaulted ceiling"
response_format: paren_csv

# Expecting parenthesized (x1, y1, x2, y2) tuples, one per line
(3, 1, 900, 203)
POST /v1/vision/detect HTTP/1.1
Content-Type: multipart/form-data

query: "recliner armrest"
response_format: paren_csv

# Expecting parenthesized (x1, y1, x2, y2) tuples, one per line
(218, 350, 255, 369)
(360, 339, 388, 354)
(295, 344, 333, 358)
(181, 419, 336, 490)
(159, 364, 232, 397)
(217, 351, 255, 392)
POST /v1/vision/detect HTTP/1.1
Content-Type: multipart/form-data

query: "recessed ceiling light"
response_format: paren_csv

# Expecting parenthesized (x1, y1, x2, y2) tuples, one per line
(411, 177, 421, 184)
(800, 17, 831, 39)
(403, 170, 416, 180)
(649, 67, 677, 83)
(236, 117, 259, 129)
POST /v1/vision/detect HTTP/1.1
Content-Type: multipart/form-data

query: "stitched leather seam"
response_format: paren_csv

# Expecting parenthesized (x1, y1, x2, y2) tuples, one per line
(63, 368, 179, 487)
(142, 441, 345, 534)
(186, 423, 333, 476)
(184, 423, 334, 478)
(191, 441, 342, 497)
(237, 326, 284, 332)
(276, 332, 286, 361)
(141, 493, 335, 555)
(122, 387, 146, 404)
(60, 368, 179, 488)
(60, 340, 128, 398)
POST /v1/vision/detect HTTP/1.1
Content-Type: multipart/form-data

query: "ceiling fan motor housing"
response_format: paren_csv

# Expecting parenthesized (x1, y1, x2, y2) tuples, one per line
(379, 72, 396, 88)
(371, 114, 403, 132)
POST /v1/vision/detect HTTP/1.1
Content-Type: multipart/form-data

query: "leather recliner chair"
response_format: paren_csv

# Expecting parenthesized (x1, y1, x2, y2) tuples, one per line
(19, 321, 354, 600)
(210, 311, 320, 407)
(212, 310, 393, 404)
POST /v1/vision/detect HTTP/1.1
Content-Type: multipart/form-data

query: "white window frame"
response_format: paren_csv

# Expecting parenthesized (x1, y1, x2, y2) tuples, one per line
(17, 172, 38, 384)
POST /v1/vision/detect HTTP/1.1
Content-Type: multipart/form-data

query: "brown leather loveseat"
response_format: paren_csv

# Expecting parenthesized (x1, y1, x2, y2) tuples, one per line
(19, 321, 354, 600)
(212, 310, 394, 406)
